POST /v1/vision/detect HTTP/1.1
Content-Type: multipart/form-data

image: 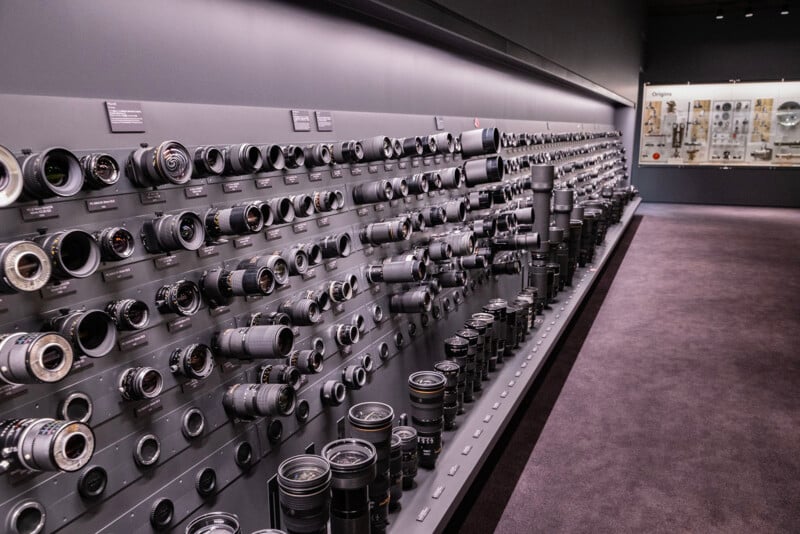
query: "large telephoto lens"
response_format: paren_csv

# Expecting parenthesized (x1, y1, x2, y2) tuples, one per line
(321, 438, 377, 534)
(142, 211, 206, 253)
(352, 180, 393, 205)
(444, 336, 468, 413)
(51, 309, 117, 358)
(348, 402, 394, 534)
(0, 418, 95, 472)
(34, 230, 101, 279)
(459, 128, 500, 157)
(215, 326, 294, 359)
(127, 140, 193, 187)
(95, 226, 135, 261)
(393, 426, 418, 489)
(389, 434, 403, 511)
(360, 219, 411, 246)
(0, 332, 73, 384)
(20, 147, 84, 198)
(156, 280, 202, 316)
(0, 145, 24, 206)
(277, 455, 332, 534)
(205, 204, 264, 238)
(81, 153, 120, 188)
(192, 146, 225, 178)
(408, 371, 446, 469)
(222, 383, 296, 420)
(0, 241, 51, 293)
(185, 512, 242, 534)
(433, 360, 460, 429)
(223, 143, 263, 175)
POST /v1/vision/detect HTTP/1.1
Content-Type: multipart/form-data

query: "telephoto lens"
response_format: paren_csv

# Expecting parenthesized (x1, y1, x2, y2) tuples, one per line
(453, 329, 477, 401)
(327, 280, 353, 303)
(359, 136, 393, 161)
(438, 269, 467, 288)
(223, 143, 263, 175)
(223, 383, 296, 420)
(291, 194, 315, 218)
(482, 302, 507, 364)
(281, 246, 309, 276)
(321, 438, 378, 534)
(406, 173, 429, 194)
(408, 371, 446, 469)
(304, 144, 332, 168)
(553, 188, 574, 240)
(428, 241, 452, 262)
(491, 233, 541, 251)
(389, 434, 403, 511)
(390, 178, 409, 199)
(365, 259, 426, 284)
(238, 254, 290, 286)
(277, 455, 332, 534)
(215, 326, 294, 359)
(549, 227, 569, 292)
(81, 153, 120, 188)
(460, 128, 500, 157)
(205, 204, 264, 238)
(118, 367, 163, 400)
(352, 179, 393, 204)
(467, 190, 493, 210)
(166, 345, 215, 384)
(440, 166, 462, 189)
(531, 164, 555, 247)
(34, 229, 101, 279)
(441, 231, 475, 256)
(528, 260, 551, 312)
(471, 312, 498, 372)
(421, 205, 447, 227)
(258, 364, 301, 391)
(463, 156, 504, 186)
(443, 199, 467, 223)
(20, 147, 84, 198)
(192, 145, 225, 178)
(464, 319, 489, 381)
(331, 141, 364, 164)
(0, 332, 73, 384)
(488, 299, 516, 354)
(261, 144, 286, 171)
(399, 136, 424, 157)
(444, 336, 468, 412)
(0, 418, 95, 472)
(126, 140, 193, 187)
(433, 360, 460, 430)
(390, 288, 432, 313)
(185, 511, 242, 534)
(0, 241, 51, 293)
(470, 217, 497, 238)
(393, 426, 418, 490)
(106, 298, 150, 330)
(156, 279, 202, 316)
(348, 402, 394, 534)
(51, 309, 117, 358)
(319, 233, 352, 259)
(359, 218, 411, 246)
(278, 298, 320, 326)
(288, 349, 323, 374)
(201, 267, 276, 306)
(142, 211, 206, 253)
(281, 145, 305, 169)
(433, 132, 455, 154)
(268, 197, 296, 224)
(0, 145, 24, 206)
(95, 226, 136, 261)
(455, 254, 487, 270)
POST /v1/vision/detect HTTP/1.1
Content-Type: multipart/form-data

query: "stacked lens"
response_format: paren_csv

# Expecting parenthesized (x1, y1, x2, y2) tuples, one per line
(408, 371, 446, 469)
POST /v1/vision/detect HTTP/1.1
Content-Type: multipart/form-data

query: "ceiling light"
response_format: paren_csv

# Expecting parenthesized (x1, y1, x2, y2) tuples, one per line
(745, 5, 754, 17)
(715, 7, 724, 19)
(780, 3, 789, 15)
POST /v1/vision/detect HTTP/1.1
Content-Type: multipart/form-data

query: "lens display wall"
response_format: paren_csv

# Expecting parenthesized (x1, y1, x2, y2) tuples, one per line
(0, 94, 634, 534)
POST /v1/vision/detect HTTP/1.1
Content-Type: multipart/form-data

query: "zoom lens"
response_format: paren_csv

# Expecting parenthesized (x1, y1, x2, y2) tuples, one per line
(352, 180, 393, 204)
(106, 298, 150, 330)
(0, 145, 24, 206)
(393, 426, 418, 490)
(277, 455, 332, 534)
(142, 211, 206, 253)
(268, 197, 296, 224)
(185, 512, 241, 534)
(118, 367, 163, 400)
(442, 231, 475, 256)
(389, 434, 402, 510)
(278, 298, 320, 326)
(359, 136, 393, 161)
(331, 141, 364, 164)
(443, 336, 468, 413)
(365, 259, 426, 284)
(258, 364, 301, 391)
(192, 146, 225, 177)
(201, 267, 276, 305)
(460, 128, 500, 157)
(126, 141, 193, 187)
(20, 147, 84, 198)
(471, 312, 497, 371)
(439, 167, 462, 189)
(222, 383, 296, 419)
(433, 132, 455, 154)
(304, 144, 332, 167)
(223, 144, 263, 175)
(282, 145, 305, 169)
(463, 156, 504, 186)
(0, 418, 94, 472)
(238, 254, 290, 286)
(389, 288, 432, 313)
(80, 153, 120, 188)
(169, 344, 215, 380)
(348, 402, 393, 534)
(34, 230, 101, 279)
(215, 326, 294, 359)
(95, 226, 135, 261)
(360, 219, 411, 245)
(288, 349, 323, 374)
(0, 332, 72, 385)
(51, 310, 116, 358)
(0, 241, 51, 293)
(205, 204, 264, 238)
(156, 280, 202, 316)
(408, 371, 445, 469)
(321, 438, 377, 534)
(320, 233, 352, 259)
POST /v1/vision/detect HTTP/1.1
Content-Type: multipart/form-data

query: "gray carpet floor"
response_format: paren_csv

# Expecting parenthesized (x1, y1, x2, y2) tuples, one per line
(493, 203, 800, 533)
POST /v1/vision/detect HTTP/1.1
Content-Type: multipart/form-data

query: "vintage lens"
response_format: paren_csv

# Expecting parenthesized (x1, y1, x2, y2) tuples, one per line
(283, 246, 309, 276)
(51, 310, 116, 358)
(393, 426, 418, 490)
(304, 144, 332, 167)
(258, 364, 301, 391)
(389, 434, 403, 510)
(106, 298, 150, 330)
(439, 167, 462, 189)
(279, 298, 320, 326)
(321, 380, 346, 406)
(365, 259, 426, 284)
(282, 145, 305, 169)
(320, 233, 352, 259)
(291, 194, 314, 218)
(389, 288, 432, 313)
(192, 146, 225, 177)
(312, 190, 335, 213)
(433, 360, 460, 430)
(95, 226, 135, 261)
(185, 511, 241, 534)
(143, 211, 206, 252)
(217, 267, 276, 297)
(464, 319, 489, 381)
(443, 199, 467, 223)
(126, 140, 193, 187)
(342, 365, 366, 389)
(333, 324, 359, 346)
(205, 204, 264, 237)
(238, 254, 290, 286)
(408, 371, 445, 469)
(422, 206, 447, 227)
(0, 332, 72, 385)
(215, 326, 294, 359)
(359, 136, 393, 161)
(223, 143, 263, 175)
(360, 219, 411, 245)
(261, 144, 286, 171)
(321, 438, 377, 534)
(460, 128, 500, 157)
(348, 402, 393, 534)
(433, 132, 455, 154)
(482, 302, 507, 364)
(471, 312, 497, 371)
(169, 344, 215, 380)
(400, 136, 424, 157)
(463, 156, 504, 186)
(35, 230, 101, 279)
(156, 280, 202, 316)
(352, 180, 393, 204)
(20, 147, 84, 198)
(0, 241, 51, 293)
(0, 145, 24, 206)
(288, 349, 323, 374)
(277, 455, 332, 534)
(444, 336, 468, 413)
(453, 330, 477, 402)
(268, 197, 296, 224)
(81, 153, 119, 188)
(118, 367, 163, 400)
(0, 418, 95, 472)
(327, 280, 353, 302)
(331, 141, 364, 164)
(222, 383, 296, 419)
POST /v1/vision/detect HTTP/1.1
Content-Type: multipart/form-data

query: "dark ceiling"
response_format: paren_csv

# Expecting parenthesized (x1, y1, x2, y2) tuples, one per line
(647, 0, 791, 16)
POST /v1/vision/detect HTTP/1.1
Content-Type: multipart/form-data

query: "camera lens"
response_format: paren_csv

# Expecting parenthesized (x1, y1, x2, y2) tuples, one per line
(389, 288, 432, 313)
(471, 312, 497, 371)
(291, 194, 315, 218)
(281, 246, 309, 276)
(420, 136, 438, 155)
(223, 144, 263, 175)
(169, 344, 215, 380)
(216, 325, 294, 360)
(321, 438, 377, 534)
(443, 337, 468, 412)
(119, 367, 163, 400)
(359, 136, 393, 161)
(453, 330, 477, 401)
(288, 349, 323, 374)
(51, 309, 117, 358)
(393, 426, 418, 490)
(192, 146, 225, 177)
(464, 156, 504, 187)
(360, 219, 411, 246)
(312, 190, 336, 213)
(422, 206, 447, 227)
(20, 147, 84, 198)
(320, 233, 352, 259)
(443, 199, 467, 223)
(0, 241, 51, 293)
(261, 144, 286, 171)
(201, 266, 276, 305)
(327, 280, 353, 302)
(127, 141, 193, 187)
(205, 204, 264, 238)
(352, 179, 393, 205)
(34, 229, 101, 279)
(425, 172, 443, 191)
(433, 132, 455, 154)
(399, 136, 424, 157)
(342, 365, 366, 389)
(257, 201, 275, 227)
(464, 319, 489, 381)
(80, 153, 119, 188)
(143, 211, 206, 253)
(238, 254, 290, 286)
(106, 298, 150, 330)
(223, 383, 296, 419)
(389, 434, 403, 510)
(267, 197, 296, 224)
(185, 511, 241, 534)
(333, 324, 359, 346)
(408, 371, 446, 469)
(279, 298, 320, 326)
(304, 144, 332, 168)
(488, 298, 516, 355)
(331, 141, 364, 164)
(438, 269, 467, 288)
(348, 402, 393, 534)
(481, 303, 507, 363)
(0, 418, 95, 473)
(258, 364, 302, 391)
(365, 259, 426, 284)
(0, 145, 23, 206)
(321, 380, 346, 407)
(0, 332, 72, 385)
(95, 227, 135, 261)
(283, 145, 305, 169)
(442, 231, 475, 256)
(156, 280, 202, 316)
(277, 455, 332, 534)
(406, 173, 429, 195)
(359, 353, 374, 373)
(439, 166, 462, 189)
(459, 128, 500, 157)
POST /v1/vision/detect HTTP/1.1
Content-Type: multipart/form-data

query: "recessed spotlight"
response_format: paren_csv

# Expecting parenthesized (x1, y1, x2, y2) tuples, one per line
(715, 7, 724, 19)
(780, 3, 789, 15)
(745, 5, 754, 17)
